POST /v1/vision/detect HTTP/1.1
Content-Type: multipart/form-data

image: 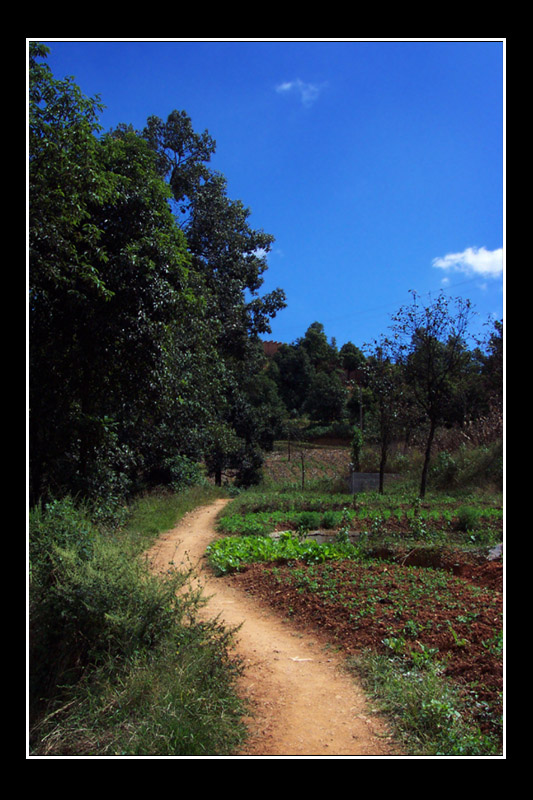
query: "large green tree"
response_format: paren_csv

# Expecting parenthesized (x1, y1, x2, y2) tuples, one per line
(30, 42, 117, 503)
(142, 112, 286, 357)
(299, 322, 337, 372)
(140, 111, 287, 481)
(270, 343, 314, 415)
(30, 46, 287, 503)
(29, 45, 216, 505)
(303, 371, 347, 423)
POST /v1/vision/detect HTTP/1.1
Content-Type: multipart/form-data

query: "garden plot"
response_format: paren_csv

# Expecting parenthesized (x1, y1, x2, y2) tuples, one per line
(209, 486, 503, 754)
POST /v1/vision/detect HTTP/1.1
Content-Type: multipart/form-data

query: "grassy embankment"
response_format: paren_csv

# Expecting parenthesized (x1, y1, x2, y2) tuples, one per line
(28, 485, 249, 757)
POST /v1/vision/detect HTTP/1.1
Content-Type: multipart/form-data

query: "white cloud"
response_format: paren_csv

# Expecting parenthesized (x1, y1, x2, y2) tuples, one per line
(275, 78, 325, 107)
(432, 246, 503, 279)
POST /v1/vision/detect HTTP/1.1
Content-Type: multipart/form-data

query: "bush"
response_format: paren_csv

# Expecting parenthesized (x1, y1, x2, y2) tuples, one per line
(147, 453, 205, 491)
(429, 441, 503, 492)
(29, 487, 249, 755)
(297, 511, 322, 531)
(321, 510, 339, 529)
(30, 497, 96, 590)
(455, 506, 482, 532)
(235, 444, 264, 488)
(29, 498, 193, 707)
(163, 454, 205, 490)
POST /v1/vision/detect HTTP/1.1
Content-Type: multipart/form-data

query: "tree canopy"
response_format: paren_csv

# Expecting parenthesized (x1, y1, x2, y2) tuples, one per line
(29, 43, 285, 507)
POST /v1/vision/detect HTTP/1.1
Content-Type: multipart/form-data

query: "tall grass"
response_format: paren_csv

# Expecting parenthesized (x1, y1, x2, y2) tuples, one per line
(28, 487, 248, 756)
(348, 650, 501, 756)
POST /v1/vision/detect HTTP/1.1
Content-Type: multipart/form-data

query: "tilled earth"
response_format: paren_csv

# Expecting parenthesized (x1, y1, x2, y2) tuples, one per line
(227, 551, 503, 741)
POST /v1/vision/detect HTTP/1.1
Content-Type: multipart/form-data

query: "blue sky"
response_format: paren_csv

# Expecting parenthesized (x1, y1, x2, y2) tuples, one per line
(35, 38, 504, 352)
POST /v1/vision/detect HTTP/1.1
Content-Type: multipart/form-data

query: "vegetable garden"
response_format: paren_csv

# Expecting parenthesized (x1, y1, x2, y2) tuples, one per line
(206, 445, 504, 755)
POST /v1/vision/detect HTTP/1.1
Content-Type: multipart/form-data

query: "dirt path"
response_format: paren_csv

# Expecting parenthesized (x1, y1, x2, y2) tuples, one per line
(144, 499, 397, 757)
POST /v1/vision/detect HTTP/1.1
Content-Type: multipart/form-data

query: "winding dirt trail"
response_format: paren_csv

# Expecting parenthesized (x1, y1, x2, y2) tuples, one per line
(144, 499, 397, 758)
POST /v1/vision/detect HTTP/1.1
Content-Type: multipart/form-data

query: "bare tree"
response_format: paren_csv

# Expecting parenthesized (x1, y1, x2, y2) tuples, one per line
(387, 291, 475, 498)
(363, 341, 401, 493)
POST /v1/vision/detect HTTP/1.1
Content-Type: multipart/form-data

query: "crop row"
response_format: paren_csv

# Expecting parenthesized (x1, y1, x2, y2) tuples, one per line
(206, 531, 363, 576)
(225, 490, 502, 514)
(217, 506, 503, 538)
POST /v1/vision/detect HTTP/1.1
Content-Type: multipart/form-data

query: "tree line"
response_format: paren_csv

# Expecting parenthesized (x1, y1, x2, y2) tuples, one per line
(266, 305, 502, 497)
(29, 42, 502, 511)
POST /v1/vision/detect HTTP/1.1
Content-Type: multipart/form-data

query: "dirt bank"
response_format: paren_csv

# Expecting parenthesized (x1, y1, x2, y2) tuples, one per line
(144, 499, 397, 757)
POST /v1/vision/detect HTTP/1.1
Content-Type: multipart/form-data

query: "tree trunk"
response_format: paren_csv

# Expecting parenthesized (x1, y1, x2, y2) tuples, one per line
(379, 441, 388, 494)
(419, 418, 437, 498)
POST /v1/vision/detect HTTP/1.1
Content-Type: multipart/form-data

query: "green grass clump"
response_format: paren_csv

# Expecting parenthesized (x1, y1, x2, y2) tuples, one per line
(455, 505, 483, 532)
(349, 649, 501, 756)
(30, 617, 248, 756)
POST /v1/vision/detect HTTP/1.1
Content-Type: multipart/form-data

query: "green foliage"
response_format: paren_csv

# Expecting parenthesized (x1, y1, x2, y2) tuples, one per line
(158, 454, 206, 491)
(339, 341, 366, 372)
(29, 503, 190, 698)
(216, 482, 502, 551)
(206, 532, 363, 576)
(350, 650, 501, 756)
(30, 497, 96, 590)
(30, 45, 200, 505)
(305, 420, 353, 441)
(29, 44, 285, 509)
(430, 450, 460, 489)
(303, 371, 347, 423)
(321, 510, 339, 529)
(272, 343, 314, 414)
(429, 442, 503, 492)
(31, 620, 247, 756)
(387, 291, 477, 498)
(455, 506, 483, 532)
(297, 511, 322, 531)
(29, 490, 247, 756)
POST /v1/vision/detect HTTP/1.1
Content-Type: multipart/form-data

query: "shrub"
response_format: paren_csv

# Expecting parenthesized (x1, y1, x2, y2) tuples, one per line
(429, 442, 503, 492)
(297, 511, 322, 531)
(455, 506, 482, 532)
(321, 510, 339, 529)
(29, 489, 249, 756)
(235, 445, 264, 488)
(30, 497, 96, 590)
(29, 498, 193, 707)
(164, 454, 205, 490)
